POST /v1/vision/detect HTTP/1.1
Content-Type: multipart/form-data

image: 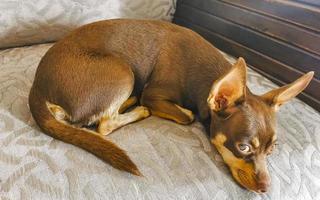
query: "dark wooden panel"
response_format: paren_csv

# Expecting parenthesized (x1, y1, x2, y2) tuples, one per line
(221, 0, 320, 33)
(183, 0, 320, 56)
(175, 4, 320, 78)
(173, 0, 320, 111)
(174, 17, 320, 111)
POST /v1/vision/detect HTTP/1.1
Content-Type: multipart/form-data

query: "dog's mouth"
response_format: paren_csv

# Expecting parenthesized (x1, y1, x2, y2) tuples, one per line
(237, 169, 257, 192)
(229, 167, 254, 191)
(231, 168, 269, 194)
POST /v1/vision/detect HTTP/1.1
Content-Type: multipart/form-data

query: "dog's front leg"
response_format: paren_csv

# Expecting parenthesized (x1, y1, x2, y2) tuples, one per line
(141, 99, 194, 125)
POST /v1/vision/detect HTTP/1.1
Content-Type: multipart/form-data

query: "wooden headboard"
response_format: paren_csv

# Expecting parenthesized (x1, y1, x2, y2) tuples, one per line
(173, 0, 320, 111)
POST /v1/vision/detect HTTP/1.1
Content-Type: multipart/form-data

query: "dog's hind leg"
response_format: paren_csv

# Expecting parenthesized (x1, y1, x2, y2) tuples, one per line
(98, 106, 150, 136)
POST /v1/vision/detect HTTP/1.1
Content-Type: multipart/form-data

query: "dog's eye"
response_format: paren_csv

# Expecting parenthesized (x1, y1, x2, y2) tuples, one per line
(238, 144, 251, 153)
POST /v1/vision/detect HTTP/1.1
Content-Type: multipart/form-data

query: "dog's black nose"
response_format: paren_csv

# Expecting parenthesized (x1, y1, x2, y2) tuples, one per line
(258, 188, 267, 193)
(256, 181, 269, 193)
(255, 171, 270, 193)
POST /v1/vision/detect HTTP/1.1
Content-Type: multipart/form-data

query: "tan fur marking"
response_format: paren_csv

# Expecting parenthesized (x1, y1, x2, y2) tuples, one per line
(151, 107, 194, 125)
(150, 110, 186, 124)
(175, 104, 195, 122)
(212, 133, 257, 192)
(46, 102, 69, 121)
(119, 96, 137, 114)
(272, 135, 277, 143)
(251, 137, 260, 148)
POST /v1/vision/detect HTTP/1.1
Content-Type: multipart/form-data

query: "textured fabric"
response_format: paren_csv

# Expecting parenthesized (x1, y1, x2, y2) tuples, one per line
(0, 43, 319, 200)
(0, 0, 176, 49)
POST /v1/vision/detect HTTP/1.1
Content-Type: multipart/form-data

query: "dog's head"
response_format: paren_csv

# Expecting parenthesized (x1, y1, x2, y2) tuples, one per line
(207, 57, 314, 193)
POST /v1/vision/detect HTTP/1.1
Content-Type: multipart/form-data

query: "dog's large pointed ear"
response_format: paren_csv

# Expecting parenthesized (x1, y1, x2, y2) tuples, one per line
(261, 71, 314, 111)
(207, 57, 247, 111)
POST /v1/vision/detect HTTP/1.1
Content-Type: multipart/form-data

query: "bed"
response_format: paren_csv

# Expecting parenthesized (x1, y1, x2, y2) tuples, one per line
(0, 0, 320, 199)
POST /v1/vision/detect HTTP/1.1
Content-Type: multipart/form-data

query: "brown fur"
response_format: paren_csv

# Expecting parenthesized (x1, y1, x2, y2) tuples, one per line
(29, 19, 314, 192)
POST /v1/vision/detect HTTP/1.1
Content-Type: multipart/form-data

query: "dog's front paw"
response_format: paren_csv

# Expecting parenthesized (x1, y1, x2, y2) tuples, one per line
(135, 106, 151, 118)
(175, 105, 195, 124)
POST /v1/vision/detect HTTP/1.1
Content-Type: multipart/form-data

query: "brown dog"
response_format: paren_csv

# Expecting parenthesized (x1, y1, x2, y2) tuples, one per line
(29, 19, 314, 193)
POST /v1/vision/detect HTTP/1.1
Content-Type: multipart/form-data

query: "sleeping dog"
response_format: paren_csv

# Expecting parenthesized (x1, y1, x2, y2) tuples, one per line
(29, 19, 314, 193)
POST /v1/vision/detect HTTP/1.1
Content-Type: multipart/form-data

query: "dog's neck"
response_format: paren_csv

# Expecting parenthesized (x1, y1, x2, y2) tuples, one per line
(184, 56, 233, 121)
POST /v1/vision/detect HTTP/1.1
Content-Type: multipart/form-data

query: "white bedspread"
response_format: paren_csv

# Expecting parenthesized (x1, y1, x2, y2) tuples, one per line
(0, 43, 319, 200)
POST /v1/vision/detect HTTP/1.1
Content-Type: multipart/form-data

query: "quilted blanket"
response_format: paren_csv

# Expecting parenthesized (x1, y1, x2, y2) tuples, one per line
(0, 43, 319, 200)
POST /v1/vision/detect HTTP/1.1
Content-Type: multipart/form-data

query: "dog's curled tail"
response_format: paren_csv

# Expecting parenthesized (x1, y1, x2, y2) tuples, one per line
(28, 88, 141, 176)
